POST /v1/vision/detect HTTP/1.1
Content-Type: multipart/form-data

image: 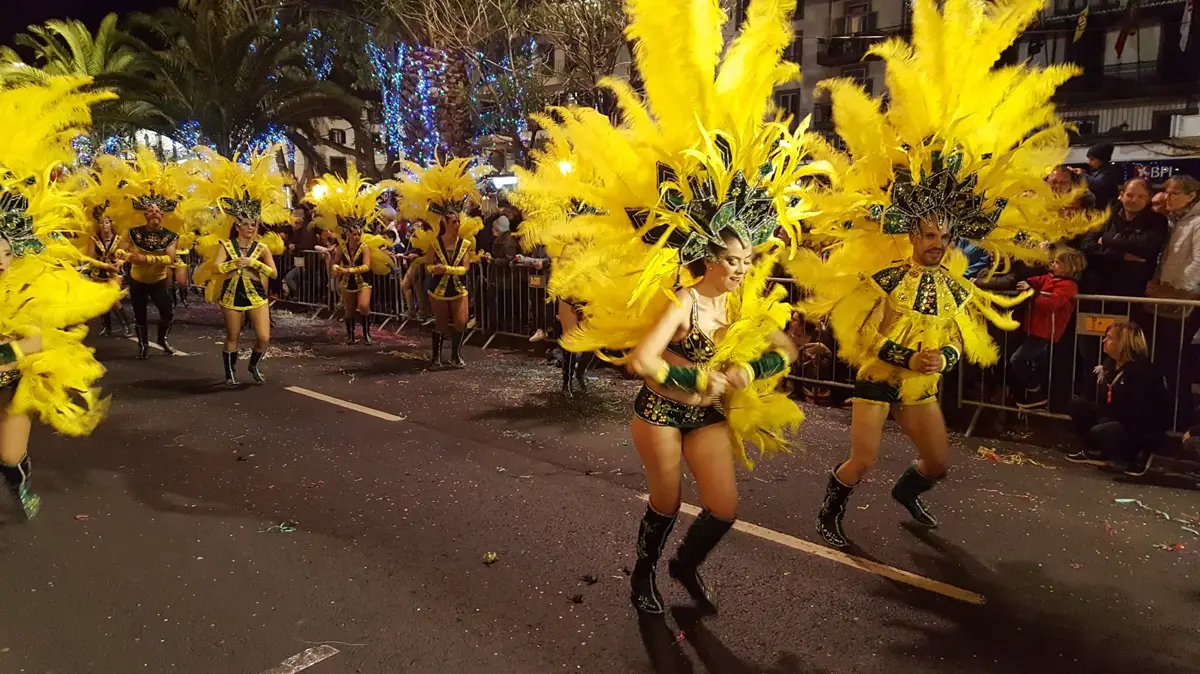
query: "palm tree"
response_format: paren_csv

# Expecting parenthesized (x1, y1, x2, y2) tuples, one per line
(115, 0, 365, 168)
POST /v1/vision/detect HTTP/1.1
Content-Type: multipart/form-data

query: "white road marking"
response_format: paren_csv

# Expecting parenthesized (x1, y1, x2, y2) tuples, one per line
(286, 386, 407, 422)
(260, 645, 340, 674)
(124, 337, 190, 356)
(641, 496, 987, 606)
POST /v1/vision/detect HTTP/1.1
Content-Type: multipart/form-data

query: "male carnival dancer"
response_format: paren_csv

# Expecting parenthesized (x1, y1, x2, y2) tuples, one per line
(788, 0, 1102, 548)
(121, 192, 181, 359)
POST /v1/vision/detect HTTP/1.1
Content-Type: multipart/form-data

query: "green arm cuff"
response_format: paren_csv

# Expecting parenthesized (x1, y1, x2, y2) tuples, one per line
(0, 342, 20, 365)
(749, 350, 788, 380)
(878, 339, 916, 370)
(654, 363, 706, 393)
(940, 345, 961, 372)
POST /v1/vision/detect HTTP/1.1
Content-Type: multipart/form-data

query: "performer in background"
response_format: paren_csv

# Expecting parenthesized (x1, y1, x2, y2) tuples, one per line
(84, 202, 132, 337)
(308, 166, 394, 345)
(398, 157, 489, 368)
(788, 0, 1103, 549)
(514, 0, 816, 614)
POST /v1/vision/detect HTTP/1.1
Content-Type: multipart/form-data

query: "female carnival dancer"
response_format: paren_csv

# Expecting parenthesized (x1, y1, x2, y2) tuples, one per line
(84, 202, 132, 337)
(398, 158, 488, 368)
(188, 149, 288, 385)
(515, 0, 819, 613)
(308, 166, 393, 345)
(104, 148, 190, 359)
(0, 76, 121, 519)
(788, 0, 1102, 548)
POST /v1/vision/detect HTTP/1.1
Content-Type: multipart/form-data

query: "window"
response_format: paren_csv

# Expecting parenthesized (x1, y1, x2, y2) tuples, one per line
(735, 0, 752, 26)
(328, 128, 347, 145)
(329, 155, 348, 178)
(1063, 116, 1099, 138)
(841, 66, 871, 93)
(775, 91, 803, 130)
(786, 35, 803, 65)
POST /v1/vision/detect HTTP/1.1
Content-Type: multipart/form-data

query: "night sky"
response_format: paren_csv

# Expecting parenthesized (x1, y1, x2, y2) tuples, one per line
(2, 0, 174, 44)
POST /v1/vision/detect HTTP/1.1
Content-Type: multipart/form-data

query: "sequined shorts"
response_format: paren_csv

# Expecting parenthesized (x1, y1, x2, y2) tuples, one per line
(853, 379, 937, 406)
(634, 385, 725, 434)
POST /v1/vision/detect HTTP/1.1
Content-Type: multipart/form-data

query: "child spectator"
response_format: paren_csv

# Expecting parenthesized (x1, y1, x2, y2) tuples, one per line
(1010, 247, 1087, 408)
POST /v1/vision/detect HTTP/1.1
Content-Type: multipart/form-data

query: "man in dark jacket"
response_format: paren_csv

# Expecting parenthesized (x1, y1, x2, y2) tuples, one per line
(1082, 143, 1121, 209)
(1078, 177, 1167, 297)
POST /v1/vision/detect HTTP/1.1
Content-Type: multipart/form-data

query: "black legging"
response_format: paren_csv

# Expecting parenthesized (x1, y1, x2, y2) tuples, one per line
(129, 279, 173, 334)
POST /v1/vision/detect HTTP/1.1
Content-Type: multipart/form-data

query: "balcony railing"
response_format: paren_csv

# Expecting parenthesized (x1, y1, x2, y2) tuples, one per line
(816, 12, 881, 67)
(1057, 60, 1200, 103)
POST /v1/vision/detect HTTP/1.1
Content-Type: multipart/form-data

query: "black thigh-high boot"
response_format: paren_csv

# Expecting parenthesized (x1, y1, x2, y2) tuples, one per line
(668, 510, 735, 613)
(891, 464, 942, 528)
(345, 317, 357, 344)
(817, 468, 855, 548)
(116, 306, 132, 337)
(360, 316, 372, 345)
(248, 350, 266, 383)
(98, 312, 113, 337)
(0, 455, 40, 520)
(630, 505, 677, 614)
(575, 352, 595, 394)
(561, 352, 577, 398)
(450, 331, 466, 367)
(135, 324, 150, 360)
(222, 351, 239, 386)
(157, 320, 176, 355)
(430, 332, 444, 368)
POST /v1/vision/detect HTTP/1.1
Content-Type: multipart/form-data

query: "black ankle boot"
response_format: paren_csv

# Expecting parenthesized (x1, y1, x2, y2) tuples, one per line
(817, 469, 854, 548)
(98, 313, 112, 337)
(360, 316, 372, 345)
(631, 506, 677, 614)
(345, 318, 357, 344)
(136, 325, 150, 359)
(450, 331, 466, 367)
(223, 351, 239, 386)
(157, 322, 176, 355)
(430, 332, 444, 368)
(668, 510, 734, 613)
(891, 464, 942, 528)
(0, 455, 40, 521)
(561, 353, 576, 398)
(248, 351, 266, 383)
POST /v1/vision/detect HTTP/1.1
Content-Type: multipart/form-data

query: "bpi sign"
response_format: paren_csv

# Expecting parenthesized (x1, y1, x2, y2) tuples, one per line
(1122, 159, 1200, 183)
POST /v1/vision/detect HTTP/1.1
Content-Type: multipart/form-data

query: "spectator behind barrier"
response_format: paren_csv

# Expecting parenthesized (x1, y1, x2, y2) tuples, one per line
(283, 207, 318, 300)
(1010, 247, 1086, 408)
(1141, 174, 1200, 429)
(955, 237, 992, 279)
(1067, 321, 1168, 476)
(1078, 177, 1167, 297)
(1082, 143, 1121, 209)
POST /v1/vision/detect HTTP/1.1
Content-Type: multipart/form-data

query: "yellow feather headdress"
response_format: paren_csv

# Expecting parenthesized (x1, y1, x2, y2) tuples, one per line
(803, 0, 1104, 263)
(92, 146, 193, 238)
(184, 147, 292, 232)
(308, 164, 388, 236)
(395, 156, 490, 226)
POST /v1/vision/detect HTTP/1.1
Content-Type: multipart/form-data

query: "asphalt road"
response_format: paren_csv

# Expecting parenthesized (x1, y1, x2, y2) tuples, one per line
(1, 304, 1198, 674)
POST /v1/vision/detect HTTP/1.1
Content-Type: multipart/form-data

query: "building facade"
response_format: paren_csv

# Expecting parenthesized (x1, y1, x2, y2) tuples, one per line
(747, 0, 1200, 171)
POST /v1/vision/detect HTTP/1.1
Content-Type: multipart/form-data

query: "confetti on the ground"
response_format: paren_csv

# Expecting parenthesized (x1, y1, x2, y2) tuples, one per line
(261, 521, 298, 534)
(1105, 521, 1116, 536)
(74, 514, 90, 521)
(1113, 498, 1200, 537)
(483, 552, 499, 565)
(1154, 543, 1187, 552)
(979, 487, 1040, 502)
(975, 446, 1055, 469)
(1070, 563, 1082, 569)
(381, 349, 425, 360)
(673, 632, 686, 644)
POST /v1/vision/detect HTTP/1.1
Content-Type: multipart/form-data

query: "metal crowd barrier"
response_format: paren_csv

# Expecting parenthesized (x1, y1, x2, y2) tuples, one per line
(272, 249, 559, 347)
